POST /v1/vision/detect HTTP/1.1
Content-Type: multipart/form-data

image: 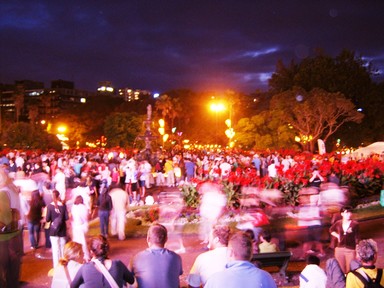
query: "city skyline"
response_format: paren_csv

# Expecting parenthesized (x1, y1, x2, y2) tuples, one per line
(1, 1, 384, 94)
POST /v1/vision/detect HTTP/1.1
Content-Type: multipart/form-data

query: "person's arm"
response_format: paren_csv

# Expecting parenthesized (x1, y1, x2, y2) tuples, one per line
(329, 222, 340, 242)
(70, 266, 84, 288)
(118, 260, 135, 285)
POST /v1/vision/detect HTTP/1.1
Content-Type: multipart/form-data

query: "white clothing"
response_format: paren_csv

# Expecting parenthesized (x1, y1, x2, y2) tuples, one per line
(109, 188, 129, 240)
(71, 203, 89, 260)
(188, 247, 229, 286)
(219, 162, 232, 177)
(51, 260, 82, 288)
(268, 164, 277, 178)
(50, 236, 66, 268)
(53, 172, 66, 201)
(71, 186, 91, 212)
(299, 264, 327, 288)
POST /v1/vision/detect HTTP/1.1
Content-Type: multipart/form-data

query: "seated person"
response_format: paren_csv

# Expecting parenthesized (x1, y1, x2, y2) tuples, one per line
(300, 254, 327, 288)
(346, 238, 384, 287)
(258, 231, 279, 253)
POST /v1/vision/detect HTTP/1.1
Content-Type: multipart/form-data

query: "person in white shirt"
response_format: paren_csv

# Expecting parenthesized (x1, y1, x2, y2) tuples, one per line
(267, 160, 277, 178)
(109, 184, 130, 240)
(300, 255, 327, 288)
(188, 225, 231, 287)
(71, 195, 89, 261)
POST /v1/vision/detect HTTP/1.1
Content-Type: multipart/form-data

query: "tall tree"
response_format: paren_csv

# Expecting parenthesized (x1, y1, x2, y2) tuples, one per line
(270, 88, 364, 152)
(1, 122, 62, 150)
(104, 112, 144, 148)
(235, 110, 296, 150)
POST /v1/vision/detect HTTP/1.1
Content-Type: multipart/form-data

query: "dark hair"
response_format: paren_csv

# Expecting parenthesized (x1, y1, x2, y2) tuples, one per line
(89, 235, 109, 261)
(74, 195, 84, 205)
(307, 254, 320, 265)
(147, 223, 168, 247)
(229, 232, 252, 261)
(244, 229, 255, 241)
(340, 206, 353, 213)
(261, 230, 272, 242)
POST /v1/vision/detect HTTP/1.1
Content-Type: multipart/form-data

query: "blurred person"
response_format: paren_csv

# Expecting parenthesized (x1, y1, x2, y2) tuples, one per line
(198, 182, 227, 244)
(109, 184, 129, 240)
(258, 230, 279, 253)
(204, 231, 277, 288)
(346, 238, 384, 287)
(97, 181, 113, 238)
(27, 190, 46, 250)
(53, 168, 66, 202)
(184, 157, 196, 183)
(188, 224, 230, 288)
(300, 254, 327, 288)
(158, 192, 185, 253)
(154, 158, 165, 186)
(164, 158, 175, 187)
(244, 229, 259, 254)
(71, 195, 90, 261)
(297, 193, 325, 257)
(47, 190, 69, 268)
(325, 258, 346, 288)
(267, 160, 277, 178)
(51, 241, 84, 288)
(309, 168, 325, 191)
(130, 223, 183, 288)
(71, 179, 91, 214)
(71, 235, 134, 288)
(0, 167, 23, 288)
(330, 206, 359, 274)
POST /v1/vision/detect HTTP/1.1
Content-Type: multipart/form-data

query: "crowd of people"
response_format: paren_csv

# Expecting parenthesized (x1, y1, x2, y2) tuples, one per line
(0, 147, 383, 287)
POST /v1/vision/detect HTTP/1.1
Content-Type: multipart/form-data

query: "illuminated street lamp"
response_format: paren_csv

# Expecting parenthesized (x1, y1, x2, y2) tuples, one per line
(56, 125, 69, 150)
(210, 102, 225, 144)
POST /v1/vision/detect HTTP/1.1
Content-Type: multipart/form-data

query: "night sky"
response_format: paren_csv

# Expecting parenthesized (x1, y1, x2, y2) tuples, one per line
(1, 1, 384, 94)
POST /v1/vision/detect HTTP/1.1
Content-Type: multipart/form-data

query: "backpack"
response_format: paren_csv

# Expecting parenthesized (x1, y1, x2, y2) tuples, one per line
(50, 209, 64, 234)
(351, 269, 383, 288)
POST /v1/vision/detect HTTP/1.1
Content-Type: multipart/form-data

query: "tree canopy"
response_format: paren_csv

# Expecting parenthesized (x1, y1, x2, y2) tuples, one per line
(1, 122, 62, 150)
(270, 88, 364, 152)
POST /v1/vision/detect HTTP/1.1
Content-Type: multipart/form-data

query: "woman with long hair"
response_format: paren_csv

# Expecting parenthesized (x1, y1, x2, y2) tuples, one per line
(27, 190, 46, 250)
(46, 190, 69, 268)
(71, 195, 90, 261)
(71, 235, 134, 288)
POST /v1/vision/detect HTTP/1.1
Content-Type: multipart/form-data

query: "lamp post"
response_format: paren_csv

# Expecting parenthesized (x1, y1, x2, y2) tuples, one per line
(210, 102, 225, 144)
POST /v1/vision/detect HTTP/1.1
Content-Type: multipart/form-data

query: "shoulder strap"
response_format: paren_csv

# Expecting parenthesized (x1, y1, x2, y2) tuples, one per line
(351, 270, 370, 287)
(92, 259, 119, 288)
(376, 269, 383, 286)
(63, 265, 71, 284)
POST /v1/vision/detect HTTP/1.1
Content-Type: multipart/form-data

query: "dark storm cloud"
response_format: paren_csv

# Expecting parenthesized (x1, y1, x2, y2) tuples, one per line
(1, 1, 384, 93)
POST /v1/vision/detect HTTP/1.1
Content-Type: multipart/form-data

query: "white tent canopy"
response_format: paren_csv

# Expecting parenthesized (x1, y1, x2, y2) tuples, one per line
(352, 141, 384, 159)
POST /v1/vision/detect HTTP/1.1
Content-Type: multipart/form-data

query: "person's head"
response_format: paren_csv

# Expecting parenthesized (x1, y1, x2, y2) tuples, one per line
(74, 195, 84, 205)
(147, 223, 168, 248)
(340, 206, 353, 220)
(59, 241, 84, 266)
(260, 230, 272, 243)
(209, 225, 231, 249)
(228, 231, 252, 261)
(356, 239, 378, 264)
(306, 254, 320, 266)
(244, 229, 255, 241)
(89, 235, 110, 260)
